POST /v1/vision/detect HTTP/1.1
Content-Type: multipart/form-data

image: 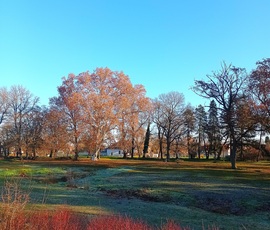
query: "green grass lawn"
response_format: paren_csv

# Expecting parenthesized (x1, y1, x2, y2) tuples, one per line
(0, 158, 269, 229)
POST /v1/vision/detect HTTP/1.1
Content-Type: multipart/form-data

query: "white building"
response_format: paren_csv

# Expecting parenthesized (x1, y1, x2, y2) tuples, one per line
(100, 149, 124, 157)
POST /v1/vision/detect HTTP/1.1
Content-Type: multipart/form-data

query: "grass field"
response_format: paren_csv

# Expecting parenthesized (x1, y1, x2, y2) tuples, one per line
(0, 158, 269, 229)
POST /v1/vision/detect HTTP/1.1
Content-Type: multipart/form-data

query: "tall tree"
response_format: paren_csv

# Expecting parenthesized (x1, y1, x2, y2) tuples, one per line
(0, 87, 9, 125)
(54, 74, 83, 160)
(153, 92, 185, 161)
(206, 100, 222, 159)
(192, 63, 248, 169)
(142, 122, 151, 158)
(195, 104, 207, 159)
(119, 84, 151, 158)
(22, 106, 44, 158)
(183, 105, 196, 158)
(8, 85, 39, 157)
(76, 68, 150, 159)
(234, 98, 258, 160)
(42, 107, 69, 158)
(249, 58, 270, 131)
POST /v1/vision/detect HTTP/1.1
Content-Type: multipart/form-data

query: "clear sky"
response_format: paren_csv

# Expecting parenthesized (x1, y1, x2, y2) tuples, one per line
(0, 0, 270, 107)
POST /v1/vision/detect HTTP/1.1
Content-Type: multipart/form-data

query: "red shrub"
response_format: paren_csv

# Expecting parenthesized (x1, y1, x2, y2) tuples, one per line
(88, 215, 152, 230)
(27, 207, 87, 230)
(27, 210, 51, 230)
(161, 220, 190, 230)
(0, 207, 219, 230)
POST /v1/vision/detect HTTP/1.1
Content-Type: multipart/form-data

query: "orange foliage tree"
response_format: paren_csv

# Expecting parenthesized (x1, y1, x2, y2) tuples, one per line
(249, 58, 270, 130)
(51, 67, 151, 159)
(51, 74, 84, 160)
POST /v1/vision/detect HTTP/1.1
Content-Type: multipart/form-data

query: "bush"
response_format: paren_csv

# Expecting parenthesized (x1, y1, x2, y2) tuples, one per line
(0, 179, 29, 230)
(88, 215, 152, 230)
(27, 207, 88, 230)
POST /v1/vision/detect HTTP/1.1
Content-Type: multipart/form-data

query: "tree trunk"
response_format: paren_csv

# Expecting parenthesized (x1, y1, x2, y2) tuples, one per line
(166, 138, 170, 162)
(198, 134, 201, 159)
(143, 123, 150, 158)
(230, 140, 237, 169)
(257, 127, 263, 161)
(158, 129, 164, 160)
(131, 137, 135, 158)
(74, 136, 79, 160)
(123, 150, 127, 159)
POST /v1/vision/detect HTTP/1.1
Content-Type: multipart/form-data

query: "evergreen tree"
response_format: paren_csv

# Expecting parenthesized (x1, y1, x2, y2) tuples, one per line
(206, 100, 221, 159)
(142, 122, 151, 158)
(195, 105, 207, 159)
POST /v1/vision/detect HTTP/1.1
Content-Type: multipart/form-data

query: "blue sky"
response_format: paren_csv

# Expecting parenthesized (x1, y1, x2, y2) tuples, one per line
(1, 0, 270, 107)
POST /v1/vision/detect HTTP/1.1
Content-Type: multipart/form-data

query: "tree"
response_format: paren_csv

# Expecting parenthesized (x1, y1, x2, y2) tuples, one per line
(152, 99, 166, 160)
(42, 107, 69, 158)
(206, 100, 222, 159)
(0, 87, 10, 157)
(153, 92, 185, 161)
(183, 105, 196, 158)
(54, 74, 84, 160)
(192, 63, 248, 169)
(8, 85, 39, 157)
(195, 104, 207, 159)
(234, 98, 258, 160)
(142, 122, 151, 158)
(129, 86, 151, 158)
(0, 87, 9, 125)
(77, 68, 120, 158)
(249, 58, 270, 131)
(22, 106, 44, 158)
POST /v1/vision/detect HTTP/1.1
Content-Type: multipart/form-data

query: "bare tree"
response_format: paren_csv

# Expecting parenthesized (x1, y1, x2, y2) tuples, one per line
(153, 92, 185, 161)
(8, 85, 39, 157)
(0, 87, 9, 125)
(192, 63, 248, 169)
(22, 106, 44, 158)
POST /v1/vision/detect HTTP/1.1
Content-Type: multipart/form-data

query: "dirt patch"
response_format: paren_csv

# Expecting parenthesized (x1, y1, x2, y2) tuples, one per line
(104, 188, 172, 202)
(195, 194, 246, 215)
(193, 188, 270, 215)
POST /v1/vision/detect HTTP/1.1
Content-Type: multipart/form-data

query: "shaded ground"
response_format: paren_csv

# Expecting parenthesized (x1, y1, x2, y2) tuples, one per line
(0, 158, 270, 229)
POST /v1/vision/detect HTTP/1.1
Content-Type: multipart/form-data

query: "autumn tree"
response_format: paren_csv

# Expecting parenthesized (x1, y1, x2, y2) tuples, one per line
(249, 58, 270, 131)
(42, 107, 69, 158)
(56, 68, 150, 160)
(234, 99, 258, 160)
(122, 85, 151, 158)
(153, 92, 185, 161)
(76, 69, 118, 158)
(53, 74, 83, 160)
(192, 63, 248, 169)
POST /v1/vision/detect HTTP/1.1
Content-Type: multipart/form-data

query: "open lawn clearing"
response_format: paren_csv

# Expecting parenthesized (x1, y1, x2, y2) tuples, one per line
(0, 158, 269, 229)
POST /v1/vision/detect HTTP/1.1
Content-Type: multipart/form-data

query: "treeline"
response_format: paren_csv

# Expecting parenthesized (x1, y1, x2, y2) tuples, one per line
(0, 59, 270, 168)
